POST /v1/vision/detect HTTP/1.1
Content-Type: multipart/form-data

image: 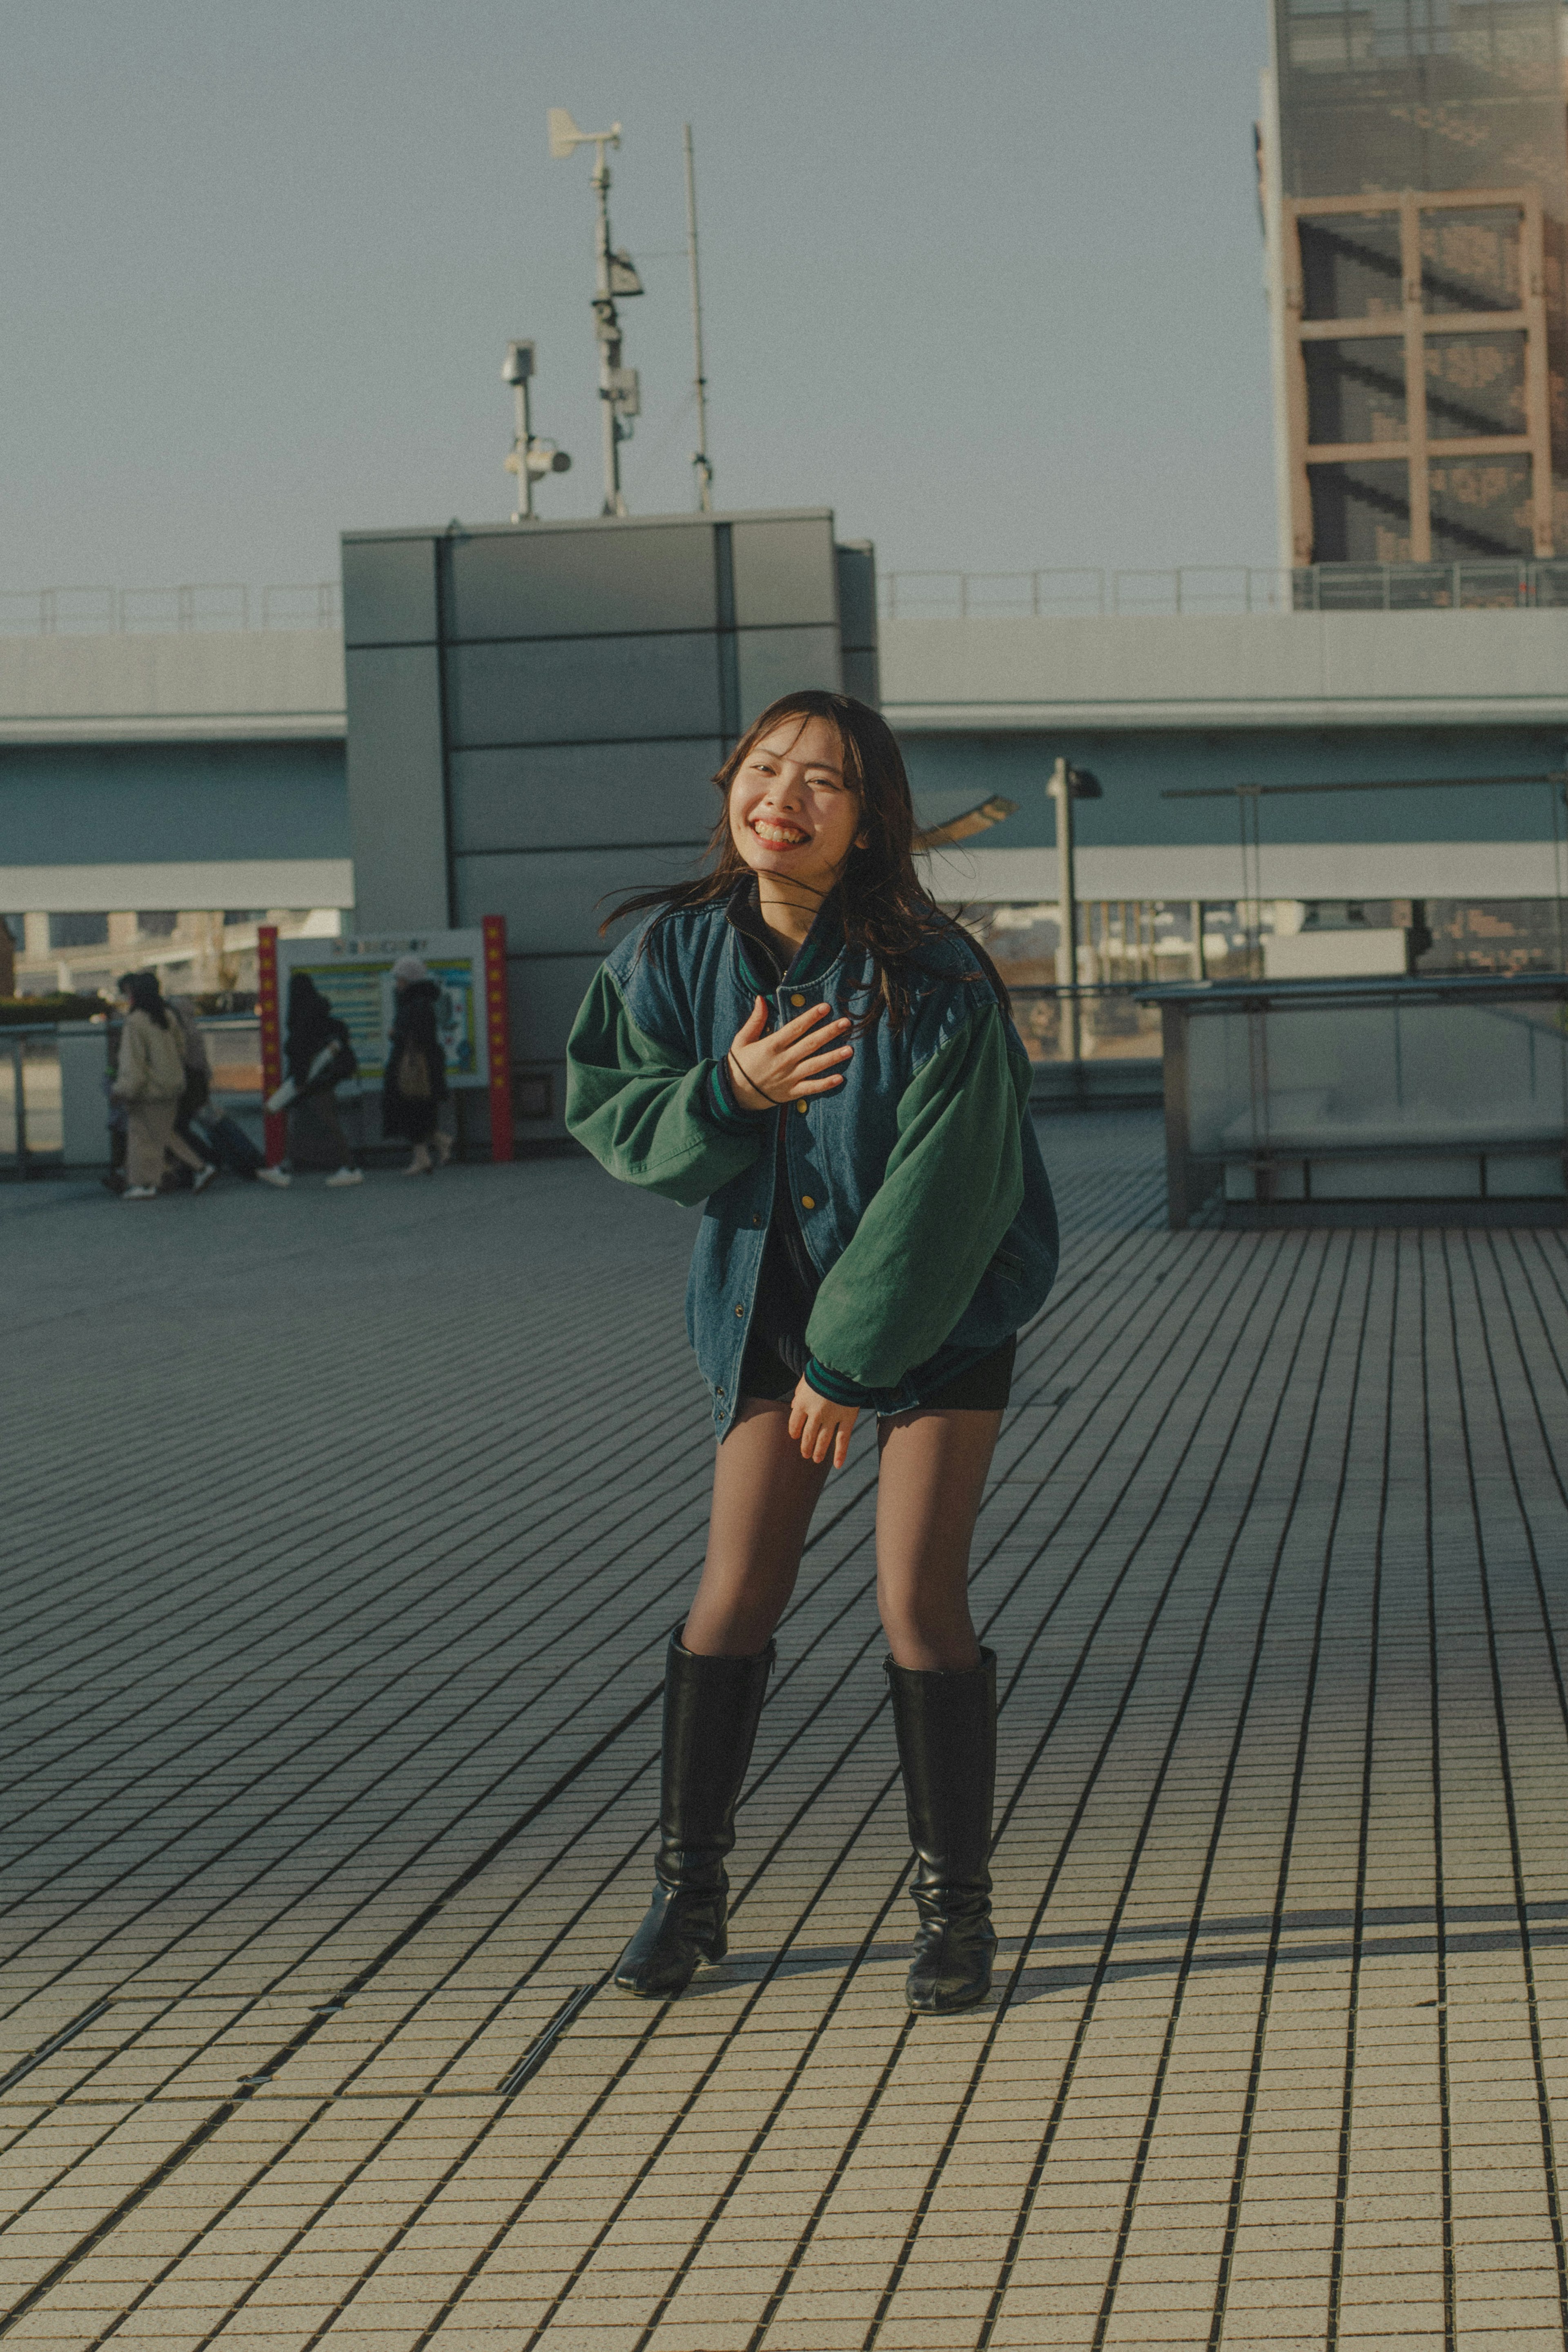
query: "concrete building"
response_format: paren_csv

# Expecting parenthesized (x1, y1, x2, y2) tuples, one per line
(1260, 0, 1568, 569)
(340, 508, 877, 1133)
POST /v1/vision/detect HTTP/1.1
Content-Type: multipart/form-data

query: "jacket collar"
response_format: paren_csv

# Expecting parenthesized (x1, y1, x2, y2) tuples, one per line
(724, 876, 845, 996)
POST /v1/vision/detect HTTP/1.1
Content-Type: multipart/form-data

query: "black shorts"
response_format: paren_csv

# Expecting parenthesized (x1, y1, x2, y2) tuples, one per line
(740, 1331, 1016, 1413)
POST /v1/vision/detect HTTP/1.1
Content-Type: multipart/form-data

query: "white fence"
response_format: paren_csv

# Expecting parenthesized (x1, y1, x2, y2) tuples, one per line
(0, 582, 342, 635)
(878, 562, 1568, 620)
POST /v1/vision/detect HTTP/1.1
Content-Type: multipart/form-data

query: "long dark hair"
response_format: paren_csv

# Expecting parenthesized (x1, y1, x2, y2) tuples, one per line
(287, 970, 334, 1050)
(604, 690, 1009, 1032)
(121, 969, 170, 1028)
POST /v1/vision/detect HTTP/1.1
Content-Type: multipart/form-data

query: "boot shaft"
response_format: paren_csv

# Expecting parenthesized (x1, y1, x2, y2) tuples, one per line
(657, 1627, 774, 1891)
(885, 1649, 997, 1895)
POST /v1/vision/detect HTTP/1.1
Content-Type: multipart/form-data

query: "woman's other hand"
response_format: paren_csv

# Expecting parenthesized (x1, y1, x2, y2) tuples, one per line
(727, 996, 852, 1110)
(789, 1378, 858, 1468)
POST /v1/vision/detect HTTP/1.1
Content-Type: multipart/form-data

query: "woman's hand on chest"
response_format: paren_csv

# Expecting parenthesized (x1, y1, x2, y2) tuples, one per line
(726, 994, 853, 1111)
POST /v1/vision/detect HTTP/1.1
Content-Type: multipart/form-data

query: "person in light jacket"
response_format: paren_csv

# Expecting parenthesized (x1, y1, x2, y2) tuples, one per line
(114, 971, 214, 1201)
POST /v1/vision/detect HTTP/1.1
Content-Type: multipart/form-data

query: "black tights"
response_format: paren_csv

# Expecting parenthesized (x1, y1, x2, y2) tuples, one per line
(682, 1396, 1003, 1672)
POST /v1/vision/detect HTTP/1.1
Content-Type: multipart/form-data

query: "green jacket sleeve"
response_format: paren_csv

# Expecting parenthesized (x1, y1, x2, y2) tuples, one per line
(804, 1003, 1027, 1390)
(565, 964, 768, 1207)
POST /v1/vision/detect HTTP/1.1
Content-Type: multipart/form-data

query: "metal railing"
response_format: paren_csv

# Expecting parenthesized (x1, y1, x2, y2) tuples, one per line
(0, 1024, 74, 1175)
(1, 1014, 263, 1179)
(0, 582, 342, 636)
(1137, 973, 1568, 1230)
(1009, 983, 1165, 1069)
(879, 560, 1568, 620)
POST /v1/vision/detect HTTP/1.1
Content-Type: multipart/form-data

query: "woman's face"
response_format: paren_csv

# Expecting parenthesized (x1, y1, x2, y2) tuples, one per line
(727, 714, 864, 901)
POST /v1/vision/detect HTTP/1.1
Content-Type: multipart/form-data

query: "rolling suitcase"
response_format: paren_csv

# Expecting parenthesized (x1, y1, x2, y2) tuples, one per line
(200, 1112, 266, 1178)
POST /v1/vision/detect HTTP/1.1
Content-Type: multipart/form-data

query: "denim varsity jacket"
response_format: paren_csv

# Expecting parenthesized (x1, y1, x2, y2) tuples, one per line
(565, 886, 1059, 1440)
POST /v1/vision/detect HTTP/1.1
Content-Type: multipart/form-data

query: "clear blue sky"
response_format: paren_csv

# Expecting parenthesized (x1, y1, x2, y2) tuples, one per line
(1, 1, 1275, 595)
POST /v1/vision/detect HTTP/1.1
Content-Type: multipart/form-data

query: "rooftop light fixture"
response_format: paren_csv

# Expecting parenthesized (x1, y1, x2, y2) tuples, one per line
(501, 340, 572, 522)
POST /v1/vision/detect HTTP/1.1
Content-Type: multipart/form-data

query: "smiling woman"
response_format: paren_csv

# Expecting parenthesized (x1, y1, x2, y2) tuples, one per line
(566, 687, 1060, 2019)
(726, 711, 867, 919)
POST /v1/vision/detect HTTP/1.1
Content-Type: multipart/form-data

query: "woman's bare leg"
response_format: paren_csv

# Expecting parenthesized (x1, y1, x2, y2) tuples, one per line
(875, 1407, 1004, 1670)
(682, 1398, 833, 1656)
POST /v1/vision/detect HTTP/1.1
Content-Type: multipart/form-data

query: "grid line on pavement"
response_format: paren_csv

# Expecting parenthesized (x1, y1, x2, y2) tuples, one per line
(3, 1123, 1567, 2352)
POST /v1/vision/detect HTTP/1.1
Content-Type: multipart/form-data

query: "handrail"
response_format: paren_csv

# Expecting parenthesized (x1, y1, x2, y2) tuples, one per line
(0, 583, 341, 637)
(0, 1012, 262, 1038)
(1135, 972, 1568, 1010)
(879, 560, 1568, 621)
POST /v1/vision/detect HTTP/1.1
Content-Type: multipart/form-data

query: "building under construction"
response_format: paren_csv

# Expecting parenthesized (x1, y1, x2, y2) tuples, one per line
(1261, 0, 1568, 572)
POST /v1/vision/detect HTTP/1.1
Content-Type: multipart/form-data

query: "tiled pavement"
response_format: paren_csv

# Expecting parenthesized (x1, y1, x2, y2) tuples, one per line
(3, 1113, 1568, 2352)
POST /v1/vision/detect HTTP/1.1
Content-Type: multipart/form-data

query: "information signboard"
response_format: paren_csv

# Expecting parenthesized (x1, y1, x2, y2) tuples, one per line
(275, 929, 488, 1087)
(257, 919, 514, 1166)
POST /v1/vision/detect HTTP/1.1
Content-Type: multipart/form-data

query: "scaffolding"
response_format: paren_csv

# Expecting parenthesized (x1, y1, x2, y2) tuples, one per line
(1266, 0, 1568, 565)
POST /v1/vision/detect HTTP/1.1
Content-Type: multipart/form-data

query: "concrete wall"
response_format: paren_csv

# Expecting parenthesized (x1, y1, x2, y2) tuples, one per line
(880, 608, 1568, 730)
(885, 609, 1568, 904)
(0, 630, 352, 918)
(0, 629, 345, 742)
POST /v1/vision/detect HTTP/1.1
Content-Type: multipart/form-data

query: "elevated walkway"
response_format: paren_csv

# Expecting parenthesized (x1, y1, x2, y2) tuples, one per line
(3, 1121, 1567, 2347)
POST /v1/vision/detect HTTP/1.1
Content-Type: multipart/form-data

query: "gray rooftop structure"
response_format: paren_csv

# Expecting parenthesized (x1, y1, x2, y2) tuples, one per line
(341, 509, 878, 1140)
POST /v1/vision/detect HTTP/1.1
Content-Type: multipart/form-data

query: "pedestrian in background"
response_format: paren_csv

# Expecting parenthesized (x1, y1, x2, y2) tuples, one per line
(282, 972, 362, 1186)
(172, 991, 291, 1190)
(113, 971, 214, 1202)
(382, 956, 452, 1175)
(100, 1071, 129, 1195)
(167, 994, 217, 1189)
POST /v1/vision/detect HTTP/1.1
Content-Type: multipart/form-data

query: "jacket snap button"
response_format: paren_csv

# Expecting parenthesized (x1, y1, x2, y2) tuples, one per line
(801, 1193, 816, 1210)
(790, 992, 805, 1006)
(751, 1213, 762, 1226)
(796, 1101, 808, 1115)
(734, 1303, 744, 1318)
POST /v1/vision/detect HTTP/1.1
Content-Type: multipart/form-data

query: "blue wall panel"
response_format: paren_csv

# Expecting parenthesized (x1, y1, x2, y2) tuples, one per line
(8, 722, 1555, 897)
(898, 728, 1565, 849)
(0, 740, 349, 866)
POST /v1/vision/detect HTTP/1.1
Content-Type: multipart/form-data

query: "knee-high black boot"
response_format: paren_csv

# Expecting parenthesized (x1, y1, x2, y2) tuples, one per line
(614, 1625, 775, 1998)
(885, 1648, 998, 2014)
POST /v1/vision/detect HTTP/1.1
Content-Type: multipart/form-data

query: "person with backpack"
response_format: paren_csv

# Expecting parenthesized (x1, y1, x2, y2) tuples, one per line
(112, 971, 215, 1202)
(566, 690, 1058, 2015)
(382, 956, 452, 1174)
(281, 972, 361, 1186)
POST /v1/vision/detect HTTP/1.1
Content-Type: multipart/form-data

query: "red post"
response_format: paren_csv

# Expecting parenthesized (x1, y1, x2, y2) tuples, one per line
(482, 914, 514, 1163)
(257, 925, 286, 1167)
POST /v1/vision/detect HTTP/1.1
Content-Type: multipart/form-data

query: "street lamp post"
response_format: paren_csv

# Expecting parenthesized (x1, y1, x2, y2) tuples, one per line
(1047, 757, 1102, 1083)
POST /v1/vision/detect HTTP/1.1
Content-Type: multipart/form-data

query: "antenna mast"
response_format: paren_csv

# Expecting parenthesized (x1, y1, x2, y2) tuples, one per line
(683, 124, 713, 513)
(548, 109, 643, 515)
